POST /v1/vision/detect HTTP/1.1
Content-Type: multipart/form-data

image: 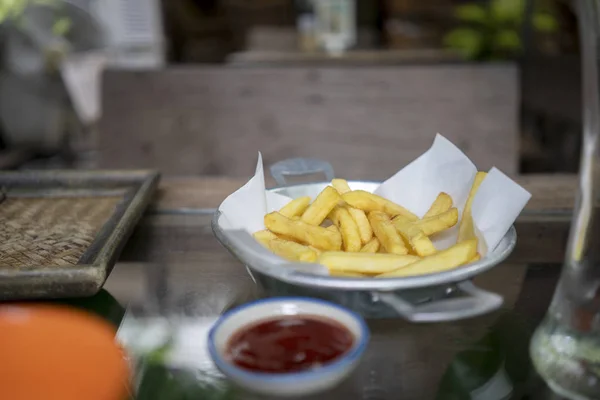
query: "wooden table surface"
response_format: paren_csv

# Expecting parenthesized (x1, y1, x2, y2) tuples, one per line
(106, 173, 574, 399)
(143, 174, 577, 265)
(152, 174, 576, 212)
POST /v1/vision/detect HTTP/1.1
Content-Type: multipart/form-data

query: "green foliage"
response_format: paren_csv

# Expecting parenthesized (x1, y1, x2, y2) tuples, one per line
(533, 13, 558, 32)
(52, 15, 70, 36)
(444, 0, 559, 61)
(495, 29, 521, 51)
(0, 0, 71, 36)
(455, 4, 487, 24)
(135, 363, 237, 400)
(131, 339, 237, 400)
(0, 0, 53, 23)
(444, 28, 484, 59)
(490, 0, 524, 24)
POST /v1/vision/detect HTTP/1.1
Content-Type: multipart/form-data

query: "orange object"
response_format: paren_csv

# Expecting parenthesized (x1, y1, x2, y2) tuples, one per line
(0, 304, 130, 400)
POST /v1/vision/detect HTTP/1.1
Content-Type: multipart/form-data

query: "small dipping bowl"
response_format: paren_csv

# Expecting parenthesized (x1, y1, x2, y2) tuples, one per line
(208, 297, 369, 397)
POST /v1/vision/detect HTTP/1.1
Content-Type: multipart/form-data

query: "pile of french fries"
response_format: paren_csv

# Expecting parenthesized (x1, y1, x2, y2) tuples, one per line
(253, 173, 487, 278)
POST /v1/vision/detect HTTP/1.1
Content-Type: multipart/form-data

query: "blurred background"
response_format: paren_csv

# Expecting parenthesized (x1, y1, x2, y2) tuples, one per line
(0, 0, 581, 177)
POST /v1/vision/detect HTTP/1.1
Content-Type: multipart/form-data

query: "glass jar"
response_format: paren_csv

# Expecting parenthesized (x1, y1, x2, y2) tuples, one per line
(530, 1, 600, 398)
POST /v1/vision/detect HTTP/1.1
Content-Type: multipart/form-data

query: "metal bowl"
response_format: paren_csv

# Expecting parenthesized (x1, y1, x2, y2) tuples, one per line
(212, 158, 517, 322)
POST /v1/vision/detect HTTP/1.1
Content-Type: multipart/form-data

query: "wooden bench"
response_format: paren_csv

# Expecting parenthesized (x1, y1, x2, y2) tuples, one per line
(98, 65, 519, 179)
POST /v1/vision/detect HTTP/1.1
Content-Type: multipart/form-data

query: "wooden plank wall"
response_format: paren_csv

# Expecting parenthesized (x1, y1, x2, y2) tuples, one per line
(99, 65, 519, 179)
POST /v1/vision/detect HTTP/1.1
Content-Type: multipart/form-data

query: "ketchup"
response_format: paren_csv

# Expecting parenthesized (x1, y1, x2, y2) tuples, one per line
(225, 315, 354, 373)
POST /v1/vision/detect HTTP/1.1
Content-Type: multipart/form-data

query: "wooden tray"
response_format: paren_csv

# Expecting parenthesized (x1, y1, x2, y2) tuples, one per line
(0, 170, 159, 300)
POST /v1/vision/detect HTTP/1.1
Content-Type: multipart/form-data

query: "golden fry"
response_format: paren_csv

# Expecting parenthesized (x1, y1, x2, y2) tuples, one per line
(329, 270, 365, 278)
(331, 178, 352, 194)
(329, 207, 362, 252)
(267, 238, 318, 262)
(327, 225, 339, 232)
(319, 251, 419, 274)
(418, 208, 459, 235)
(253, 230, 278, 247)
(393, 208, 459, 236)
(458, 172, 487, 243)
(360, 237, 380, 253)
(347, 207, 373, 244)
(331, 181, 373, 243)
(469, 253, 481, 263)
(301, 186, 342, 225)
(265, 212, 342, 251)
(368, 211, 408, 255)
(378, 240, 477, 278)
(395, 223, 436, 257)
(309, 246, 323, 256)
(279, 196, 311, 218)
(392, 215, 410, 226)
(423, 192, 453, 218)
(342, 191, 418, 221)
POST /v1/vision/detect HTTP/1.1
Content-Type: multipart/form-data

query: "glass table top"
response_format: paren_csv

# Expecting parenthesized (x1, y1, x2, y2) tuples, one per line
(76, 212, 570, 399)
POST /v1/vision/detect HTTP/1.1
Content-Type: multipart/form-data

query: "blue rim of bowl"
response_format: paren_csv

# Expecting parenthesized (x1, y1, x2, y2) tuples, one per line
(207, 297, 370, 382)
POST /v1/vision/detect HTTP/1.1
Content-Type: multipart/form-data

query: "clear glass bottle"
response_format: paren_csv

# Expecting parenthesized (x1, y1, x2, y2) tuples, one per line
(530, 1, 600, 398)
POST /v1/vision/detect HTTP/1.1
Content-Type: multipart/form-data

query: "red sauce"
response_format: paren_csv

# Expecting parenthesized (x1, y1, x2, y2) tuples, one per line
(225, 315, 354, 373)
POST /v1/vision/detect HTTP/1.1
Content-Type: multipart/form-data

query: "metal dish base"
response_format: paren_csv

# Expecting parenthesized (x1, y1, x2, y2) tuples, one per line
(250, 267, 454, 319)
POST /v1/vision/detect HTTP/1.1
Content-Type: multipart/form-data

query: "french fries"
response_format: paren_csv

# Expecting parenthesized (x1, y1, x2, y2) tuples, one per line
(268, 238, 319, 262)
(360, 237, 380, 253)
(329, 270, 366, 278)
(331, 179, 352, 194)
(319, 252, 419, 274)
(368, 211, 407, 255)
(331, 179, 373, 243)
(348, 207, 373, 243)
(309, 246, 323, 256)
(395, 223, 436, 257)
(458, 172, 487, 243)
(378, 239, 477, 278)
(252, 176, 488, 280)
(342, 191, 418, 221)
(329, 206, 362, 252)
(423, 192, 453, 218)
(253, 230, 278, 247)
(470, 253, 481, 263)
(419, 208, 460, 236)
(301, 186, 342, 225)
(393, 208, 458, 236)
(265, 212, 342, 251)
(279, 196, 312, 218)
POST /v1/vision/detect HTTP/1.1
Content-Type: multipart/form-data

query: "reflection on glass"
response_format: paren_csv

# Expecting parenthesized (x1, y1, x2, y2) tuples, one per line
(113, 261, 242, 400)
(530, 1, 600, 398)
(437, 314, 533, 400)
(118, 310, 236, 399)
